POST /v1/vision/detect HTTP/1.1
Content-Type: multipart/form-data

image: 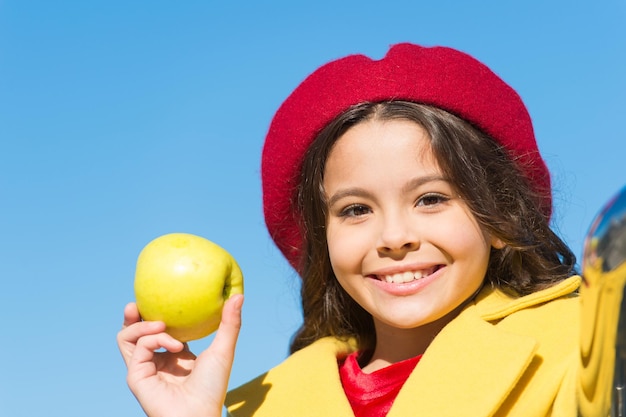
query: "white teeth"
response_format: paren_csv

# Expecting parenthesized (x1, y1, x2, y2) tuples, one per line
(382, 269, 429, 283)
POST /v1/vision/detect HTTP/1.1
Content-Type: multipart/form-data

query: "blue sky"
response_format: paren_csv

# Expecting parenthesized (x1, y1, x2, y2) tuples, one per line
(1, 1, 624, 416)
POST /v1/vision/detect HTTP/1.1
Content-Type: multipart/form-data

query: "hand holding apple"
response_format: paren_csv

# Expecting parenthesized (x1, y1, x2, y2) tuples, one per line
(134, 233, 244, 342)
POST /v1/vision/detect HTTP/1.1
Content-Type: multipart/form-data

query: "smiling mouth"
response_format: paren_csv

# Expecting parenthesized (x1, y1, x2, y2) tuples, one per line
(375, 265, 443, 284)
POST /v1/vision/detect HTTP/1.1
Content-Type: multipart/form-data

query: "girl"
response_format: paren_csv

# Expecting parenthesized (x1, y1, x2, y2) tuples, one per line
(118, 43, 581, 416)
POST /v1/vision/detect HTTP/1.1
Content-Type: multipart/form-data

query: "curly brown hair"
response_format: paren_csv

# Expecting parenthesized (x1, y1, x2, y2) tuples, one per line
(289, 101, 577, 353)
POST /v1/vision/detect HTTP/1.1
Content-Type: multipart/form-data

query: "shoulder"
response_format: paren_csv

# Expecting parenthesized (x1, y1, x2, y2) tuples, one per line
(475, 275, 580, 321)
(225, 337, 356, 417)
(426, 276, 581, 415)
(386, 278, 581, 416)
(474, 275, 581, 353)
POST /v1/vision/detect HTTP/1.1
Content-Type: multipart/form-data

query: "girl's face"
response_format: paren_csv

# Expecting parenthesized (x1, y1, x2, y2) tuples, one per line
(323, 119, 501, 332)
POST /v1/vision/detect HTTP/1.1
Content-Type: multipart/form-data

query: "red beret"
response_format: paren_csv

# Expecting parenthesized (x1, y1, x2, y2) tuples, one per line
(262, 43, 551, 271)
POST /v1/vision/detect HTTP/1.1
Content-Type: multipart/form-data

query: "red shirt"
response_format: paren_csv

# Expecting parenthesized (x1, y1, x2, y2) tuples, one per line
(338, 352, 422, 417)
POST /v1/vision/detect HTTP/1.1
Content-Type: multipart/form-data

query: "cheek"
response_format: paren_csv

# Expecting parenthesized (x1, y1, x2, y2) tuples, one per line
(326, 227, 349, 271)
(431, 216, 491, 261)
(326, 224, 369, 273)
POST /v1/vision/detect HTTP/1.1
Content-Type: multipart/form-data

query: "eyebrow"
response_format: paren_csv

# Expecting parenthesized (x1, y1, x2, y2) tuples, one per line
(326, 175, 448, 207)
(401, 175, 448, 194)
(326, 187, 373, 208)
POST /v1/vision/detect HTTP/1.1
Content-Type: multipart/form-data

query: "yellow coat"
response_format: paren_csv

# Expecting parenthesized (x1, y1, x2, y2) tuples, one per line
(226, 276, 581, 417)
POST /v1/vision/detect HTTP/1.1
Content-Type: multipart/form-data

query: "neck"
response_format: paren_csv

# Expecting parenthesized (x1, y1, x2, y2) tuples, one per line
(362, 304, 464, 374)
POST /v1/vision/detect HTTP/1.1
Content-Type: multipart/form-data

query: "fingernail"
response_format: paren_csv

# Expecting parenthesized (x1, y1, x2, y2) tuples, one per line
(233, 294, 244, 311)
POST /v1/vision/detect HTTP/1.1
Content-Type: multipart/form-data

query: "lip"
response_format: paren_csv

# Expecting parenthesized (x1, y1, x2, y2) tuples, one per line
(366, 263, 445, 296)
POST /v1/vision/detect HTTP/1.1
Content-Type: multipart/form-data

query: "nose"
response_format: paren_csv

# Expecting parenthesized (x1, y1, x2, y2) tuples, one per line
(376, 212, 420, 257)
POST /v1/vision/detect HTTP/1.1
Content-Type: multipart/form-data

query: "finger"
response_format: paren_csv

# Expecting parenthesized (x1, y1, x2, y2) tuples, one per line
(188, 294, 243, 403)
(205, 294, 244, 363)
(127, 332, 185, 384)
(117, 320, 167, 366)
(214, 294, 243, 354)
(122, 302, 141, 328)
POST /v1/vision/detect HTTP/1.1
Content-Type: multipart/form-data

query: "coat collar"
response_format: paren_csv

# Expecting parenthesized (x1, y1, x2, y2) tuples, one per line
(226, 276, 581, 417)
(388, 302, 538, 416)
(392, 276, 580, 416)
(473, 275, 580, 321)
(227, 306, 537, 417)
(226, 337, 357, 416)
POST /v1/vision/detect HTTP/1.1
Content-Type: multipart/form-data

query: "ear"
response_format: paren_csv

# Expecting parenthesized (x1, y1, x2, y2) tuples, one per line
(491, 236, 506, 250)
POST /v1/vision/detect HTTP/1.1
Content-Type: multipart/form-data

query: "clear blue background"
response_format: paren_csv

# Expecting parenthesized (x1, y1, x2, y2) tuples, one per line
(1, 1, 624, 416)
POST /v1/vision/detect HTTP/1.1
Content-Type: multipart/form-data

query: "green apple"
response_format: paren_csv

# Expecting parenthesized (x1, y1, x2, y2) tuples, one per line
(134, 233, 244, 342)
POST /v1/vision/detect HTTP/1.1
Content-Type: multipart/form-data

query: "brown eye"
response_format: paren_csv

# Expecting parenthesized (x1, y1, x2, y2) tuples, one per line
(417, 193, 449, 207)
(340, 204, 371, 217)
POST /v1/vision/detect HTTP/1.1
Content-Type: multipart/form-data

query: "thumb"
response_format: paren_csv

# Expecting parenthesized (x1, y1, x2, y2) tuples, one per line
(178, 294, 244, 415)
(210, 293, 244, 362)
(192, 294, 244, 384)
